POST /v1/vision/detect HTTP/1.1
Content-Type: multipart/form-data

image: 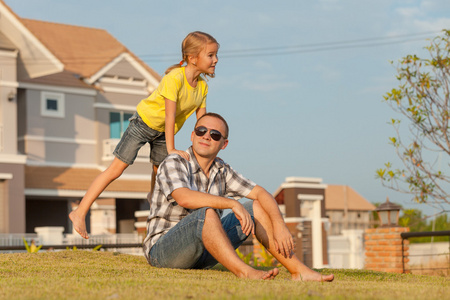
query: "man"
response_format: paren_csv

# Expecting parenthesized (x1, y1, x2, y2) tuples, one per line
(143, 112, 334, 281)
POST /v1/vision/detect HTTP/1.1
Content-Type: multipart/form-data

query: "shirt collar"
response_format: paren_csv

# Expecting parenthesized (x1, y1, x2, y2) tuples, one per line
(186, 146, 224, 174)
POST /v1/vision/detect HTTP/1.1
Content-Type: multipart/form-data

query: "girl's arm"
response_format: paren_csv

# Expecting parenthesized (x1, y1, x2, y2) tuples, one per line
(165, 98, 189, 160)
(196, 107, 206, 119)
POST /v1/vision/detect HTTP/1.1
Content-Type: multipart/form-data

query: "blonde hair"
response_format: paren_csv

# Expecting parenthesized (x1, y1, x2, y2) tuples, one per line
(165, 31, 219, 78)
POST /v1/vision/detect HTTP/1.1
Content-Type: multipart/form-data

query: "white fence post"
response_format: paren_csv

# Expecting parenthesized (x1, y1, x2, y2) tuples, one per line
(34, 227, 65, 245)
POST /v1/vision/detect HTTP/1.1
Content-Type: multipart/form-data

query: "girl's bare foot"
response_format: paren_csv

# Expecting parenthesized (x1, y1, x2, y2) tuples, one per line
(292, 269, 334, 282)
(69, 210, 89, 239)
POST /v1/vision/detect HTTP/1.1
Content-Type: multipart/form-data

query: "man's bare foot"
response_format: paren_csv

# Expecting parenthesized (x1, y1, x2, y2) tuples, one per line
(69, 210, 89, 239)
(243, 267, 279, 280)
(292, 269, 334, 282)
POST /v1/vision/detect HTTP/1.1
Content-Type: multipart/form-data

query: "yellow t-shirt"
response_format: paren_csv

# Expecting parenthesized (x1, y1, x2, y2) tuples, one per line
(136, 67, 207, 134)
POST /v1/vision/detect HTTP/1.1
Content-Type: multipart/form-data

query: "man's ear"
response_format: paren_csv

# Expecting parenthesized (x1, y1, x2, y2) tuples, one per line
(191, 131, 195, 142)
(221, 139, 228, 150)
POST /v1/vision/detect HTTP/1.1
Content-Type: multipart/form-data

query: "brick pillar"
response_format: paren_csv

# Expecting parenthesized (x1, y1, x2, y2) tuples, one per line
(364, 227, 410, 273)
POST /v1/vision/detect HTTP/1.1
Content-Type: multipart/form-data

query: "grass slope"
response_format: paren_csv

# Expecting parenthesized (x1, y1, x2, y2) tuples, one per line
(0, 251, 448, 299)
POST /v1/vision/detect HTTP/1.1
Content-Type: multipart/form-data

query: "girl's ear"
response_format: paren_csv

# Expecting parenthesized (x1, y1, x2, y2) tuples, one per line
(188, 55, 197, 66)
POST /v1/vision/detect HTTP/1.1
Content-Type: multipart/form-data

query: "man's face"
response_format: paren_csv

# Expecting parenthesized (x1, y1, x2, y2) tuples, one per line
(191, 116, 228, 159)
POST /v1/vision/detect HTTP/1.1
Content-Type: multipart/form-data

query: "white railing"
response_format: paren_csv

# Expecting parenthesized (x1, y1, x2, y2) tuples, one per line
(0, 232, 143, 255)
(102, 138, 150, 161)
(0, 233, 40, 247)
(64, 233, 143, 255)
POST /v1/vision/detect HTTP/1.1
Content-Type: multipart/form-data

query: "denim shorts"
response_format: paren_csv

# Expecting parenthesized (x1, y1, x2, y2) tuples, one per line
(113, 113, 168, 165)
(149, 201, 254, 270)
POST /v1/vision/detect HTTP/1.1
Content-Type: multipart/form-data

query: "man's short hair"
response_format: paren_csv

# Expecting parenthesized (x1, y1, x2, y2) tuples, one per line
(195, 112, 229, 139)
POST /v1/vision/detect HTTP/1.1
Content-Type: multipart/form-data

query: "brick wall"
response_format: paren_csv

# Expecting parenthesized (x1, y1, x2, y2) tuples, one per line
(364, 227, 410, 273)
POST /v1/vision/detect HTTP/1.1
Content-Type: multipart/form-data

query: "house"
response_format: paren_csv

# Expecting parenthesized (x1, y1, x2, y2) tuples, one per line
(273, 177, 330, 268)
(325, 185, 376, 235)
(272, 177, 376, 268)
(0, 0, 161, 235)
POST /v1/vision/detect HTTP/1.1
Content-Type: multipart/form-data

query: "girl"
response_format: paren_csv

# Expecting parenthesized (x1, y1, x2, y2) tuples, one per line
(69, 31, 219, 239)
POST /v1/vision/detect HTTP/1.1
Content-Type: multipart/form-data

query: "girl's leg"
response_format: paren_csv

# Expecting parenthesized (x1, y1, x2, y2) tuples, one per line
(69, 157, 129, 239)
(151, 164, 159, 195)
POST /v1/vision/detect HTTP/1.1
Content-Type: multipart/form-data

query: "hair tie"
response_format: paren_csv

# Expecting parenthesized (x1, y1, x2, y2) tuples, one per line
(179, 60, 184, 66)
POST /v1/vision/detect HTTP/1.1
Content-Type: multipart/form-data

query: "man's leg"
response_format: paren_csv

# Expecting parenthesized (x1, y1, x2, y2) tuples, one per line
(252, 200, 334, 282)
(149, 206, 277, 280)
(201, 208, 278, 280)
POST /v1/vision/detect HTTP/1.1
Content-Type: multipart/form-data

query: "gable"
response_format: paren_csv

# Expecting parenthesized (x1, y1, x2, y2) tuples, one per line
(0, 1, 63, 78)
(105, 57, 146, 80)
(0, 30, 15, 50)
(20, 18, 126, 78)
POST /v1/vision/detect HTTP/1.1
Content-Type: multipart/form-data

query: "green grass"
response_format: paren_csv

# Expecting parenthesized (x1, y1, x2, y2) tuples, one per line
(0, 251, 449, 299)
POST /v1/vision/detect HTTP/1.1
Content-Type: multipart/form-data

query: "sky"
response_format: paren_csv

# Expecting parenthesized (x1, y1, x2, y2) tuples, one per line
(5, 0, 450, 217)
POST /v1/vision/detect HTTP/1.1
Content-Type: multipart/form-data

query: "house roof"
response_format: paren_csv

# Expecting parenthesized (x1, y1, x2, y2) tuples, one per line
(25, 166, 150, 194)
(20, 18, 160, 80)
(325, 185, 376, 211)
(19, 69, 95, 89)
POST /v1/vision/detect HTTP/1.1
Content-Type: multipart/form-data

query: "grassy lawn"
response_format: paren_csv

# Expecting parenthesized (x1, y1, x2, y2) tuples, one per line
(0, 251, 449, 299)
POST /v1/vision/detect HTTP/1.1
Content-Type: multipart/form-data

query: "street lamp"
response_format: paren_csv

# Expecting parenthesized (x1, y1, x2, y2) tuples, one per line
(376, 197, 401, 227)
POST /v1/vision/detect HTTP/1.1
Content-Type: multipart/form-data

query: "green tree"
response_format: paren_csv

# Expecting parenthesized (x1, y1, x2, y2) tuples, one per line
(376, 30, 450, 213)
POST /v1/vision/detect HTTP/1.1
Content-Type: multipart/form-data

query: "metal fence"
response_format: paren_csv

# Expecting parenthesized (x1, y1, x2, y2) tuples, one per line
(401, 230, 450, 274)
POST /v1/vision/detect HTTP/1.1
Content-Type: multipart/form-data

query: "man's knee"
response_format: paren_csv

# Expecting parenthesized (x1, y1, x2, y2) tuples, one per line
(205, 208, 220, 221)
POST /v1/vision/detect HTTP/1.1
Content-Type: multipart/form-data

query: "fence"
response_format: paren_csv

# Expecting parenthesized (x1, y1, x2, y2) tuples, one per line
(401, 230, 450, 274)
(0, 232, 143, 255)
(328, 229, 364, 269)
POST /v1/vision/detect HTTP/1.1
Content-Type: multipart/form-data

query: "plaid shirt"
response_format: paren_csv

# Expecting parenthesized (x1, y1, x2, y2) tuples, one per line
(143, 146, 255, 260)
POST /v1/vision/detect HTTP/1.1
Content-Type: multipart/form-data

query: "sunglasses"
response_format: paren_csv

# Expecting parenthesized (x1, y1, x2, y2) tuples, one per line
(194, 126, 225, 141)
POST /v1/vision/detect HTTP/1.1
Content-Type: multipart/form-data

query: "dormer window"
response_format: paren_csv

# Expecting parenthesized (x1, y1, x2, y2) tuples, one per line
(41, 91, 65, 118)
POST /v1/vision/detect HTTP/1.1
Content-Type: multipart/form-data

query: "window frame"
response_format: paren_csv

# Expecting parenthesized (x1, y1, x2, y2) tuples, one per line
(40, 91, 65, 118)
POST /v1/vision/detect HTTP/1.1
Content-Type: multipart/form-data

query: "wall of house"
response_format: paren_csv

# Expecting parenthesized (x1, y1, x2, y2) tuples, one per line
(327, 210, 372, 236)
(0, 163, 25, 233)
(20, 88, 97, 165)
(0, 49, 18, 155)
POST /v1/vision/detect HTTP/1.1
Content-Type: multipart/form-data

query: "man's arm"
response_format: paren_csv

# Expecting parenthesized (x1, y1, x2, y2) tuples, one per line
(171, 188, 254, 236)
(246, 185, 295, 258)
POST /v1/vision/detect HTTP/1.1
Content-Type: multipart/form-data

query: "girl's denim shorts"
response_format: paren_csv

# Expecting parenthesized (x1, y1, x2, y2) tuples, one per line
(113, 113, 168, 165)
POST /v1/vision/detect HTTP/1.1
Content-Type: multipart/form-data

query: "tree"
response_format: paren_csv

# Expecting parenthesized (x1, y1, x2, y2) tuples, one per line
(376, 30, 450, 213)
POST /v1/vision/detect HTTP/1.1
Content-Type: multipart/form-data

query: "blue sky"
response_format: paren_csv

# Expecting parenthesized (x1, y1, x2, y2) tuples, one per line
(6, 0, 450, 216)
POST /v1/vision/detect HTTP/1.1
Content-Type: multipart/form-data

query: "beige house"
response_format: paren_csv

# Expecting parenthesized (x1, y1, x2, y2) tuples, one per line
(0, 1, 161, 234)
(325, 185, 376, 235)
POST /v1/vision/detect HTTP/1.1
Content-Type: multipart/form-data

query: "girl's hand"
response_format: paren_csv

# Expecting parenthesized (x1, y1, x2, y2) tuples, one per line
(169, 149, 190, 160)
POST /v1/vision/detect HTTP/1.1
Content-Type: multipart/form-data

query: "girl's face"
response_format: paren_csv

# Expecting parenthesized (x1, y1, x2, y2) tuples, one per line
(193, 42, 219, 75)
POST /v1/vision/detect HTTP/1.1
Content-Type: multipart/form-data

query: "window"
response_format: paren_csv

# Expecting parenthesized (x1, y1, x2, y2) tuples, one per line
(110, 112, 133, 138)
(41, 92, 65, 118)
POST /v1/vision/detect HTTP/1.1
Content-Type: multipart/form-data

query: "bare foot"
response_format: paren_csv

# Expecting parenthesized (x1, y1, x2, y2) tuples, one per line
(69, 210, 89, 239)
(292, 269, 334, 282)
(244, 268, 279, 280)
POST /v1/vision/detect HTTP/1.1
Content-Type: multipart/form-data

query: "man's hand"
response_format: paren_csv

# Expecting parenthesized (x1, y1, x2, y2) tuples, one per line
(169, 149, 190, 161)
(231, 202, 254, 236)
(273, 224, 295, 259)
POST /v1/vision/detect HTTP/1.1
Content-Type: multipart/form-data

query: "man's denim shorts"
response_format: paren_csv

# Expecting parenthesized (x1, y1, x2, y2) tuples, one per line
(113, 113, 168, 165)
(148, 201, 254, 270)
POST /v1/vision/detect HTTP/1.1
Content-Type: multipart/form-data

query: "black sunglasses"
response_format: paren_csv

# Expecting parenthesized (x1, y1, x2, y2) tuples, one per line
(194, 126, 225, 141)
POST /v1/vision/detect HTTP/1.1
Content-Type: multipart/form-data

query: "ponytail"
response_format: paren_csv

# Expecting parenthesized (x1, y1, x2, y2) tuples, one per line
(165, 60, 184, 75)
